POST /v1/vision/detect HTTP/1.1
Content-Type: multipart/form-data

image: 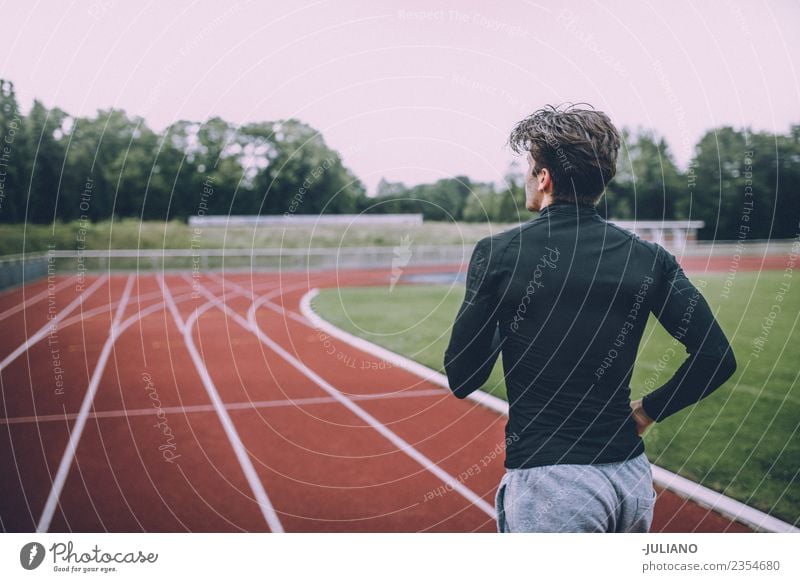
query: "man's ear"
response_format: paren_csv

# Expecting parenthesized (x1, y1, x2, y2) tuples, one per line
(539, 167, 553, 194)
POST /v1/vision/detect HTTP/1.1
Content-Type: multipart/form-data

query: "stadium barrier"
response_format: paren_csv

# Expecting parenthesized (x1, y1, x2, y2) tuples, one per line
(188, 214, 425, 227)
(0, 252, 49, 291)
(4, 245, 471, 281)
(0, 239, 794, 291)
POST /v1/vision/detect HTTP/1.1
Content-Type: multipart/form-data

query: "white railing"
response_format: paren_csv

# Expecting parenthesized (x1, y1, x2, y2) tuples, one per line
(188, 214, 424, 227)
(20, 245, 472, 273)
(0, 238, 795, 290)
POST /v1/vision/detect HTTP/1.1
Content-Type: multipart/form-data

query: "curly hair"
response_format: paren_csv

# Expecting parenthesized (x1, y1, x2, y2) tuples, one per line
(508, 103, 621, 205)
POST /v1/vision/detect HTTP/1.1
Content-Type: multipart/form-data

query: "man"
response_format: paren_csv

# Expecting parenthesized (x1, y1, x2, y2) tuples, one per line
(444, 104, 737, 533)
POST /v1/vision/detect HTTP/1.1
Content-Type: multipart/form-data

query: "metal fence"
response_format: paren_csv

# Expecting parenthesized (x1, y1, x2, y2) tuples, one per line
(1, 239, 795, 291)
(0, 245, 473, 290)
(188, 213, 424, 227)
(0, 252, 49, 291)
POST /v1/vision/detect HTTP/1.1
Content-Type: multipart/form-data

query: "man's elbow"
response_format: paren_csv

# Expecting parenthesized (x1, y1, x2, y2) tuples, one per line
(444, 368, 474, 399)
(705, 343, 737, 385)
(450, 382, 475, 399)
(443, 354, 476, 399)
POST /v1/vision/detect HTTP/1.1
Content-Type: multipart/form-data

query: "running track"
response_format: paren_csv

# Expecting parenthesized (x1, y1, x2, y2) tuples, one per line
(1, 254, 787, 532)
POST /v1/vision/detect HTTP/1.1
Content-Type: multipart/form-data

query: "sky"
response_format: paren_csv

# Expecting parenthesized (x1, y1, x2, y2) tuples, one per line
(2, 0, 799, 194)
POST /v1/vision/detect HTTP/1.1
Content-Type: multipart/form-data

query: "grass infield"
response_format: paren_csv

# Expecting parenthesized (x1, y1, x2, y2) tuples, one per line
(314, 271, 799, 525)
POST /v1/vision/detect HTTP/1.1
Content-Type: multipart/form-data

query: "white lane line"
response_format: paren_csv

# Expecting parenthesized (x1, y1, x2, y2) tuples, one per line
(159, 275, 189, 333)
(192, 276, 496, 520)
(0, 388, 449, 425)
(37, 275, 135, 533)
(300, 288, 508, 415)
(158, 276, 285, 533)
(206, 272, 308, 325)
(0, 277, 75, 322)
(0, 276, 108, 373)
(59, 289, 165, 329)
(649, 465, 800, 533)
(1, 388, 449, 426)
(300, 288, 800, 534)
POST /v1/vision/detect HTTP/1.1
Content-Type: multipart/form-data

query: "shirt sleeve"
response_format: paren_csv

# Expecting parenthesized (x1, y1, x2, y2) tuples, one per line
(642, 249, 737, 422)
(444, 237, 504, 399)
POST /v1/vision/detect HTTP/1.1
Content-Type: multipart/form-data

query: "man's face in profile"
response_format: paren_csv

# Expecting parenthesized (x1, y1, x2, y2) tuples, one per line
(525, 152, 545, 212)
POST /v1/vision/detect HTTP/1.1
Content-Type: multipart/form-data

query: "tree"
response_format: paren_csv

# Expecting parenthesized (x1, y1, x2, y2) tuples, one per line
(770, 125, 800, 240)
(0, 80, 26, 223)
(462, 167, 525, 224)
(689, 127, 774, 241)
(249, 119, 365, 216)
(24, 100, 69, 224)
(401, 177, 473, 221)
(601, 128, 683, 221)
(496, 161, 527, 222)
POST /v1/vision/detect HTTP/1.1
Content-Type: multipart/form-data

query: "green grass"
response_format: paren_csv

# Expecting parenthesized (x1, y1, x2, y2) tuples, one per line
(313, 272, 800, 526)
(0, 219, 516, 255)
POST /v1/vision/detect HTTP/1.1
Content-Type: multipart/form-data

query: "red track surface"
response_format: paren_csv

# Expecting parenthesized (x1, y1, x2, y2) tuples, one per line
(1, 255, 780, 533)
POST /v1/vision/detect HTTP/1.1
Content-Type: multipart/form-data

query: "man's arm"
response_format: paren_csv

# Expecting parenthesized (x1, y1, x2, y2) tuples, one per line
(641, 250, 737, 422)
(444, 237, 503, 399)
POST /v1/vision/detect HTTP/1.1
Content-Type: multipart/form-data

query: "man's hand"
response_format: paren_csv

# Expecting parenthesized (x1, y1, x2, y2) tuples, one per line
(630, 398, 655, 436)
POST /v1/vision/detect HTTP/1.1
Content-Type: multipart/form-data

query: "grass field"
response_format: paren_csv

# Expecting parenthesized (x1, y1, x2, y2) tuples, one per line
(313, 271, 799, 525)
(0, 220, 515, 255)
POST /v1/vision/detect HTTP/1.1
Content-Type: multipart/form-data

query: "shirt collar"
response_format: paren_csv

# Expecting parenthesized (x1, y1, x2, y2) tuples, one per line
(537, 199, 599, 218)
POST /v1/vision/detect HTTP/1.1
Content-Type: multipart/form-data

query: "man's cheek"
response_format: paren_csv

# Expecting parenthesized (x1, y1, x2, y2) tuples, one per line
(525, 184, 536, 208)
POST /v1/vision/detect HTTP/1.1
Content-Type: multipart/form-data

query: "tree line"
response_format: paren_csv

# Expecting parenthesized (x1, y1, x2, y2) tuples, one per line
(1, 79, 798, 240)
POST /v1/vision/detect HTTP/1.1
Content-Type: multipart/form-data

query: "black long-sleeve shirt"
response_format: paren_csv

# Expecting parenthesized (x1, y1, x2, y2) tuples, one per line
(444, 201, 737, 469)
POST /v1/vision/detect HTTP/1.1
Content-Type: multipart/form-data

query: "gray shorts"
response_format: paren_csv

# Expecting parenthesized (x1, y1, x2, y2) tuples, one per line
(495, 451, 656, 533)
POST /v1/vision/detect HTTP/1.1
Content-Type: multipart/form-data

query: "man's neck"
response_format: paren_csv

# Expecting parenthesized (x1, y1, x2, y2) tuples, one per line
(536, 193, 555, 211)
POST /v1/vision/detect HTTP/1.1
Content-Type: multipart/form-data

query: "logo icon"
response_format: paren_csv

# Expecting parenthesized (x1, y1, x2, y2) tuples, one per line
(20, 542, 46, 570)
(389, 235, 413, 291)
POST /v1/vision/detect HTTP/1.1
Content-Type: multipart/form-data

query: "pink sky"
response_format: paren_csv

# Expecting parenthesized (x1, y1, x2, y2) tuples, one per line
(2, 0, 798, 194)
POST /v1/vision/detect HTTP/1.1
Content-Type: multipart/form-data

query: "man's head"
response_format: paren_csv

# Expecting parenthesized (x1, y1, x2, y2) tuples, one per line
(508, 104, 621, 212)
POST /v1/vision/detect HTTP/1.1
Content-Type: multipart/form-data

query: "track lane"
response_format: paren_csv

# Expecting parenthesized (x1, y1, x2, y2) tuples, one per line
(42, 275, 280, 532)
(0, 275, 118, 532)
(190, 276, 497, 531)
(3, 276, 268, 531)
(0, 276, 76, 323)
(159, 276, 284, 532)
(0, 275, 109, 371)
(245, 276, 507, 522)
(37, 275, 136, 532)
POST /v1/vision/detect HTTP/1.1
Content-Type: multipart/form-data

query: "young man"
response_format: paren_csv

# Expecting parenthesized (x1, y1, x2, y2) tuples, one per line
(444, 104, 737, 533)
